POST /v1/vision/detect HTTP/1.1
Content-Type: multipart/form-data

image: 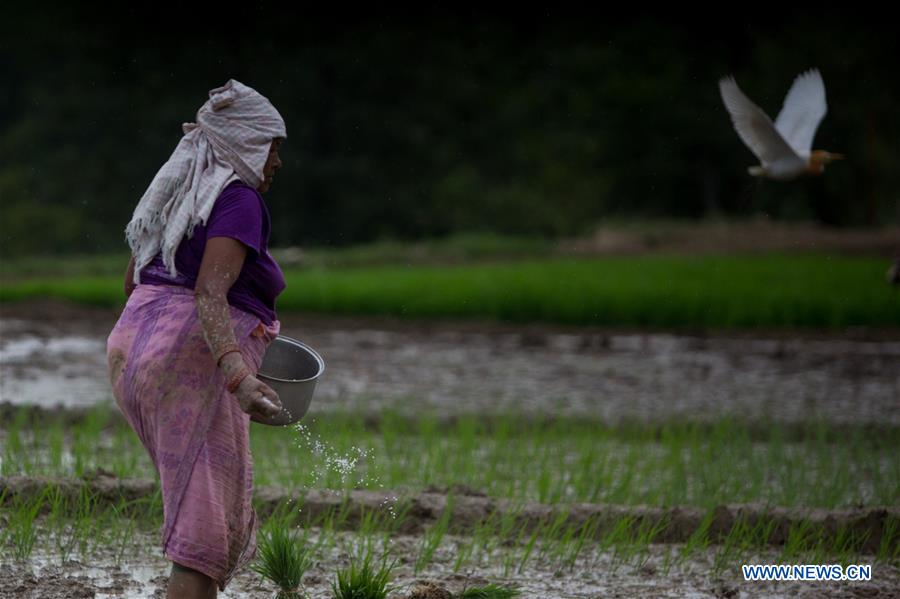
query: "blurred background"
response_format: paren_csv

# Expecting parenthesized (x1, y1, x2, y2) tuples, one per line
(1, 11, 899, 597)
(2, 9, 898, 257)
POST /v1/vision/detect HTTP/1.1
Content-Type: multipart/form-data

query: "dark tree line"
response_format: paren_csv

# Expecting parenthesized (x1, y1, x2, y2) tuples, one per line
(1, 10, 897, 256)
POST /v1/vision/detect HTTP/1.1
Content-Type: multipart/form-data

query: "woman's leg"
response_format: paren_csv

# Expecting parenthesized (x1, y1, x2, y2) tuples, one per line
(167, 562, 217, 599)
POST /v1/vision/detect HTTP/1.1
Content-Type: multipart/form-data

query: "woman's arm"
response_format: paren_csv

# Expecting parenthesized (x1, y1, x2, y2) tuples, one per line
(124, 256, 136, 297)
(195, 236, 282, 419)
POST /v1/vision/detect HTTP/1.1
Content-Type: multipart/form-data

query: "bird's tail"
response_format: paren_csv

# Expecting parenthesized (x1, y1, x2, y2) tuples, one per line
(748, 166, 767, 177)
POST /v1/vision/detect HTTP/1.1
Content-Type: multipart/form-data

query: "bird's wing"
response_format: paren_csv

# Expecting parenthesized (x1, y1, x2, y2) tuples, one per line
(774, 69, 828, 156)
(719, 76, 800, 165)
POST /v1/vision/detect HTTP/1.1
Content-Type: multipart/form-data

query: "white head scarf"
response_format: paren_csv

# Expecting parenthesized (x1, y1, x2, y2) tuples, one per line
(125, 79, 286, 283)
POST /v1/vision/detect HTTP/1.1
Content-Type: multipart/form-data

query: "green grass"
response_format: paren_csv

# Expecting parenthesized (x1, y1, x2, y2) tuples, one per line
(2, 253, 897, 329)
(2, 407, 897, 509)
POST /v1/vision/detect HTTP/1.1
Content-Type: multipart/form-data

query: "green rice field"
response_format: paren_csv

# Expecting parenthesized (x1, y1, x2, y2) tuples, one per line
(2, 408, 898, 509)
(1, 407, 897, 592)
(2, 253, 897, 329)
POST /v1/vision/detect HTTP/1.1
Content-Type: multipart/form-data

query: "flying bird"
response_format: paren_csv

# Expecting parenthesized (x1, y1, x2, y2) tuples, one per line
(719, 69, 843, 180)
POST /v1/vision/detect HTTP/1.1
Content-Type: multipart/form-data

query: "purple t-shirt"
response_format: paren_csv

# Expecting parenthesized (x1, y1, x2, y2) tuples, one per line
(139, 181, 286, 324)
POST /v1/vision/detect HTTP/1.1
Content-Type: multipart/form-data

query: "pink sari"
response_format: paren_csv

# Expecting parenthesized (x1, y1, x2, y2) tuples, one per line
(106, 284, 279, 590)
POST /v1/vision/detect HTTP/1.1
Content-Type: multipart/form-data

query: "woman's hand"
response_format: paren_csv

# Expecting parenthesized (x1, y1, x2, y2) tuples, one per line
(219, 351, 283, 419)
(233, 374, 283, 420)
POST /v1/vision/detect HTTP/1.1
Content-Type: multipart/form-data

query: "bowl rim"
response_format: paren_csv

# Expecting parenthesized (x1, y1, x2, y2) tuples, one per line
(257, 334, 326, 384)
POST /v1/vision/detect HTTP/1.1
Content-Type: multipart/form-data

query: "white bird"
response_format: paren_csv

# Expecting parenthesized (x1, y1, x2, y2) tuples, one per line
(719, 69, 843, 180)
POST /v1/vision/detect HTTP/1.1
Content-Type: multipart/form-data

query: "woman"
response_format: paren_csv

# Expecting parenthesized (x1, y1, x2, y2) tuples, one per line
(107, 79, 287, 598)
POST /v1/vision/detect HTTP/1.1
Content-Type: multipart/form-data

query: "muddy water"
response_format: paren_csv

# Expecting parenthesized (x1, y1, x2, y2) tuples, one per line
(1, 305, 899, 424)
(0, 323, 110, 408)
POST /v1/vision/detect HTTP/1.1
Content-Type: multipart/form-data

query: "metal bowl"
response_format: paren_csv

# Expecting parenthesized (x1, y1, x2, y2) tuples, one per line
(254, 335, 325, 426)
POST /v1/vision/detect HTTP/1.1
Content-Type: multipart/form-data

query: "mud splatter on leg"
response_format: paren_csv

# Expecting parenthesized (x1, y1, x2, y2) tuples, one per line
(108, 348, 127, 388)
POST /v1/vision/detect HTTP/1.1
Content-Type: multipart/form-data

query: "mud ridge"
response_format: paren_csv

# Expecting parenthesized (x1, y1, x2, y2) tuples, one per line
(2, 476, 896, 554)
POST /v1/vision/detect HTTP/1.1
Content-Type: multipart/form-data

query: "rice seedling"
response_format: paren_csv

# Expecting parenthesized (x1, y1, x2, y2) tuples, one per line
(457, 584, 522, 598)
(659, 545, 676, 577)
(73, 486, 101, 560)
(414, 494, 454, 574)
(561, 514, 603, 571)
(877, 515, 900, 564)
(513, 521, 542, 574)
(779, 519, 817, 564)
(453, 515, 497, 573)
(712, 516, 753, 575)
(451, 537, 476, 574)
(338, 507, 394, 560)
(600, 516, 636, 575)
(331, 547, 397, 599)
(107, 500, 139, 568)
(617, 515, 671, 572)
(252, 520, 314, 599)
(2, 409, 29, 476)
(479, 502, 524, 567)
(5, 486, 48, 561)
(548, 520, 583, 570)
(47, 485, 79, 565)
(536, 508, 573, 564)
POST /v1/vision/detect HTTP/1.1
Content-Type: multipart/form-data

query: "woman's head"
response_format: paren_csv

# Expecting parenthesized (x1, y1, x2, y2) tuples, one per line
(257, 137, 284, 194)
(193, 80, 287, 190)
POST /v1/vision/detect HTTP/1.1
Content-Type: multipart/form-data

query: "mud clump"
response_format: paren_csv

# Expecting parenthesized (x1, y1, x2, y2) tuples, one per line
(407, 581, 452, 599)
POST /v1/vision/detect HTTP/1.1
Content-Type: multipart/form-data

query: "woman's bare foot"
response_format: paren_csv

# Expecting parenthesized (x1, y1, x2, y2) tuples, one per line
(168, 562, 217, 599)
